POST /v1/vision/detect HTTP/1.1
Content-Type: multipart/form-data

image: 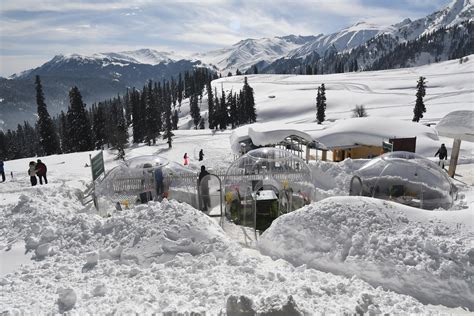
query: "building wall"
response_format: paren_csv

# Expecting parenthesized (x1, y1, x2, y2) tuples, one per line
(333, 145, 383, 162)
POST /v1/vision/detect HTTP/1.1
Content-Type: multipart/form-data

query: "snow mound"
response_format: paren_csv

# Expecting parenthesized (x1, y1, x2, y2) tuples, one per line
(2, 185, 459, 314)
(259, 196, 474, 310)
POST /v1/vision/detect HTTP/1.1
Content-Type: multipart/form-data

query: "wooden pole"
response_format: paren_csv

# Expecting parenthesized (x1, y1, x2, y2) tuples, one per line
(448, 138, 461, 178)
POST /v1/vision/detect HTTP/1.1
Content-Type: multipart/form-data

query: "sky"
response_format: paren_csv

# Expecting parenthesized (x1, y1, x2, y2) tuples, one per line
(0, 0, 451, 77)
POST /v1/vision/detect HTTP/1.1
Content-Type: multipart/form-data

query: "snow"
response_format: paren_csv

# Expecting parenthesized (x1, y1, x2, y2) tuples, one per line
(1, 57, 474, 313)
(259, 196, 474, 310)
(436, 110, 474, 142)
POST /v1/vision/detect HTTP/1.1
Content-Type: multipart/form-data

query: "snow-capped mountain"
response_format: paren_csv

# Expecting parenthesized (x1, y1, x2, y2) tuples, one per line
(11, 49, 188, 80)
(396, 0, 472, 41)
(287, 21, 395, 59)
(194, 35, 318, 74)
(260, 0, 473, 74)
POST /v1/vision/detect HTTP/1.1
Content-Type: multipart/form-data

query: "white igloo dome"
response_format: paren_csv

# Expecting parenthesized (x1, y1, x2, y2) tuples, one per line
(350, 151, 456, 210)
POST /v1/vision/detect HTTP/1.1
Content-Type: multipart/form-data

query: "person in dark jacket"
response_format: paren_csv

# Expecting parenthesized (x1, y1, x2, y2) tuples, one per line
(28, 161, 37, 186)
(154, 167, 164, 199)
(36, 159, 48, 184)
(199, 149, 204, 161)
(198, 165, 211, 212)
(434, 144, 448, 168)
(0, 160, 5, 182)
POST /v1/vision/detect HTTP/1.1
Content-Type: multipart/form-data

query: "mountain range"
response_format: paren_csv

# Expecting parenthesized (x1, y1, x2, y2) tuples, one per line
(0, 0, 472, 131)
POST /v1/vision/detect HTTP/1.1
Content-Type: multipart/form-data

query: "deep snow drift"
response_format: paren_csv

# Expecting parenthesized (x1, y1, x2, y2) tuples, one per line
(2, 186, 461, 314)
(259, 196, 474, 310)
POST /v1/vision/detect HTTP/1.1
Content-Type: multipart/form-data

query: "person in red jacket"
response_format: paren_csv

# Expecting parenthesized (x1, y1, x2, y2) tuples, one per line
(36, 159, 48, 185)
(183, 153, 189, 165)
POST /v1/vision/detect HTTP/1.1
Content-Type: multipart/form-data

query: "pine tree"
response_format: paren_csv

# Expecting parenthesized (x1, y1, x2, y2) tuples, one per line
(172, 109, 179, 130)
(219, 89, 228, 130)
(58, 111, 70, 153)
(316, 84, 327, 124)
(113, 101, 128, 159)
(162, 88, 174, 148)
(35, 75, 61, 155)
(92, 103, 106, 149)
(413, 76, 427, 122)
(214, 88, 220, 130)
(229, 91, 238, 128)
(131, 88, 143, 143)
(242, 77, 256, 123)
(190, 94, 201, 129)
(67, 86, 93, 152)
(144, 80, 160, 145)
(206, 82, 215, 129)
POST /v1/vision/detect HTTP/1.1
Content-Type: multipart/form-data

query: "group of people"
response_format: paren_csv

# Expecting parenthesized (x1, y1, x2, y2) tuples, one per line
(183, 149, 204, 166)
(28, 159, 48, 186)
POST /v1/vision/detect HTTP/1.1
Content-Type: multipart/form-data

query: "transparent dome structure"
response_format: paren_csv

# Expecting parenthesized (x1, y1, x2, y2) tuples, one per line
(349, 151, 457, 210)
(96, 155, 198, 213)
(223, 147, 314, 232)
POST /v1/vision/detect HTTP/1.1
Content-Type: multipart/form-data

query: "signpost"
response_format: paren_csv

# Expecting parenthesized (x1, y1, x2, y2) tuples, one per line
(89, 151, 105, 210)
(382, 141, 393, 153)
(90, 151, 105, 181)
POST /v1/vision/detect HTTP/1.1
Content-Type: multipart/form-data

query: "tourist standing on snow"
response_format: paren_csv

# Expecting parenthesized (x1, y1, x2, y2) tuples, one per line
(198, 165, 211, 212)
(154, 167, 164, 199)
(434, 144, 448, 168)
(183, 153, 189, 165)
(28, 161, 37, 186)
(36, 159, 48, 185)
(0, 160, 5, 182)
(199, 149, 204, 161)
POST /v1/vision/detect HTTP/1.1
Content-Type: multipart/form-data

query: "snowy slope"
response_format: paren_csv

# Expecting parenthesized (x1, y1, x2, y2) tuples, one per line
(209, 56, 473, 151)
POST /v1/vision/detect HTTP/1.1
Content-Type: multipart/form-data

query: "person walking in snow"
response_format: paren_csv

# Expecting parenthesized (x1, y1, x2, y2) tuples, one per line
(0, 160, 5, 182)
(28, 161, 37, 186)
(36, 159, 48, 185)
(198, 165, 211, 212)
(199, 149, 204, 161)
(434, 143, 448, 168)
(183, 153, 189, 165)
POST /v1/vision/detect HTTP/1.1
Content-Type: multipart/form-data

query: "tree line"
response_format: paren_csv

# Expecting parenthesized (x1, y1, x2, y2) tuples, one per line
(0, 70, 258, 160)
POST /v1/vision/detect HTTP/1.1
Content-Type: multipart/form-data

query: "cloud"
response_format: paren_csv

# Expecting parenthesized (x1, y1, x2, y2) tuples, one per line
(0, 0, 448, 76)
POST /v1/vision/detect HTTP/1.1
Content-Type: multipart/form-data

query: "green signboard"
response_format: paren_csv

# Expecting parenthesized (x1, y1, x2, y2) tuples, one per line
(90, 151, 105, 181)
(382, 141, 393, 153)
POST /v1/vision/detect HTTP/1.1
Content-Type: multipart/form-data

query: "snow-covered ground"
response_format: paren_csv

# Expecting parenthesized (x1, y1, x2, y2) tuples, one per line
(1, 58, 473, 314)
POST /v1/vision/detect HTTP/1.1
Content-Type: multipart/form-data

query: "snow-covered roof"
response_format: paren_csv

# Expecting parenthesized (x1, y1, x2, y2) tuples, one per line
(231, 118, 440, 154)
(435, 110, 474, 142)
(230, 122, 317, 154)
(307, 117, 439, 149)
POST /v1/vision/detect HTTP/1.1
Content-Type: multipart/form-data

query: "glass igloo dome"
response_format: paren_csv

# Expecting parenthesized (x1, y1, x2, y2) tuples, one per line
(223, 147, 314, 232)
(96, 155, 198, 213)
(349, 151, 457, 210)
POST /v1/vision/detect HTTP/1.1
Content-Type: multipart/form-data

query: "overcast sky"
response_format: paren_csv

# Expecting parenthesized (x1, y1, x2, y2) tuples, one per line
(0, 0, 450, 77)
